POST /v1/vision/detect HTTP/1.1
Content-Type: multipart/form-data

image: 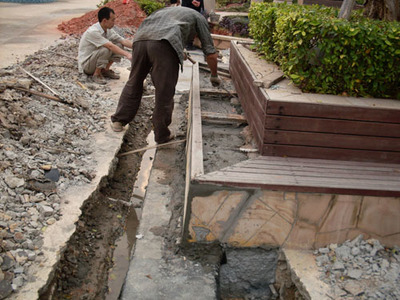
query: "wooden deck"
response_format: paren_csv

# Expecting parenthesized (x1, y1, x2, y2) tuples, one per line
(195, 156, 400, 197)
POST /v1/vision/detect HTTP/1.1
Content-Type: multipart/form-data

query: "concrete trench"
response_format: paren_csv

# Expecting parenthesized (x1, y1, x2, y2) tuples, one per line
(38, 98, 155, 299)
(39, 63, 301, 300)
(2, 4, 398, 297)
(8, 47, 313, 300)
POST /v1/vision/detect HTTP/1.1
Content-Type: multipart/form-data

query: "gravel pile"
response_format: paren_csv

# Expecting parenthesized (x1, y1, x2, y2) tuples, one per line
(315, 234, 400, 299)
(0, 36, 123, 298)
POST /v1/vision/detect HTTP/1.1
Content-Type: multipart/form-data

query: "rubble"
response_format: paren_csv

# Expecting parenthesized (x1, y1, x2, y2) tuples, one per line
(0, 36, 124, 297)
(315, 235, 400, 299)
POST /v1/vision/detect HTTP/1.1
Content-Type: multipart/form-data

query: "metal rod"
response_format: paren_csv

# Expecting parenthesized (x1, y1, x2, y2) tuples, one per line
(20, 67, 61, 98)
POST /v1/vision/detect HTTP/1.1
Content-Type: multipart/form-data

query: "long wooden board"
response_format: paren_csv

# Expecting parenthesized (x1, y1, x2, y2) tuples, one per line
(265, 115, 400, 137)
(262, 144, 400, 163)
(263, 130, 400, 151)
(267, 100, 400, 123)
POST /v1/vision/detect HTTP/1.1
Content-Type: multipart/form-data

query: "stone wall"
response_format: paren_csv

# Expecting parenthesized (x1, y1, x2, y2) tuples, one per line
(188, 189, 400, 249)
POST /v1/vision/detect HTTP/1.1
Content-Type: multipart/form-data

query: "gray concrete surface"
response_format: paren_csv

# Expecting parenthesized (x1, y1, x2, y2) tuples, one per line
(121, 147, 217, 299)
(121, 52, 217, 299)
(0, 0, 98, 68)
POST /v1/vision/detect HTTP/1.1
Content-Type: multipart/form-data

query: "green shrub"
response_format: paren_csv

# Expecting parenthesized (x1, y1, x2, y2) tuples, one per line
(249, 3, 400, 99)
(137, 0, 165, 15)
(97, 0, 110, 8)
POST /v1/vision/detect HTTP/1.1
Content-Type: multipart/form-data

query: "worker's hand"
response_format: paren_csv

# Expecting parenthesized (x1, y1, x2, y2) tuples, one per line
(210, 75, 221, 87)
(183, 51, 188, 61)
(192, 0, 200, 7)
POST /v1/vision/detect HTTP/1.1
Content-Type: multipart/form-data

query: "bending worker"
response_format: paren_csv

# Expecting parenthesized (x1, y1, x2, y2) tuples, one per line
(110, 6, 221, 144)
(78, 7, 133, 85)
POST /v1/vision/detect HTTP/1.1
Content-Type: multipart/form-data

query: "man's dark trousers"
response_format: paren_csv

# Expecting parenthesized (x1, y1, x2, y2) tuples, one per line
(111, 40, 180, 143)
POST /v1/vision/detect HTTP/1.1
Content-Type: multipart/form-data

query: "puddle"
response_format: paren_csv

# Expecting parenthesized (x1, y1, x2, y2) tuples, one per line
(105, 131, 156, 299)
(105, 207, 138, 300)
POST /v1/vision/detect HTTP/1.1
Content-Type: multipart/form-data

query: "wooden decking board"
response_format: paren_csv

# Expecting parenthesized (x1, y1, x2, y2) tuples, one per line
(201, 171, 398, 190)
(265, 115, 400, 138)
(262, 144, 400, 163)
(195, 156, 400, 196)
(253, 156, 400, 168)
(222, 166, 400, 181)
(190, 63, 204, 179)
(263, 130, 400, 152)
(267, 100, 400, 123)
(235, 160, 400, 173)
(267, 90, 400, 111)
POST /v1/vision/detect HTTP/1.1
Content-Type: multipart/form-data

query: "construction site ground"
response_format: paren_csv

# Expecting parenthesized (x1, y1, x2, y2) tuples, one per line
(0, 1, 254, 298)
(1, 1, 399, 300)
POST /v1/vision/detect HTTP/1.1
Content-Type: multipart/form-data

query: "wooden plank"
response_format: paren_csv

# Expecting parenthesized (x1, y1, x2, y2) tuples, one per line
(230, 53, 265, 146)
(201, 170, 399, 189)
(253, 70, 285, 89)
(190, 63, 204, 179)
(221, 166, 400, 181)
(241, 156, 400, 171)
(266, 91, 400, 111)
(196, 180, 400, 197)
(230, 47, 267, 149)
(261, 144, 400, 163)
(196, 172, 400, 196)
(201, 111, 247, 124)
(224, 162, 400, 176)
(198, 62, 230, 75)
(230, 55, 266, 112)
(267, 100, 400, 123)
(200, 88, 237, 96)
(263, 130, 400, 152)
(265, 115, 400, 138)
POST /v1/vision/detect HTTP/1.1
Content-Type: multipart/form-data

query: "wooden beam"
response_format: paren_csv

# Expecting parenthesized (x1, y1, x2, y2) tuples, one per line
(201, 111, 247, 124)
(200, 88, 237, 96)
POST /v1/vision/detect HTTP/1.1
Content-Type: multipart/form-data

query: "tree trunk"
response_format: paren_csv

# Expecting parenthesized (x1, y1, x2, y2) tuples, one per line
(339, 0, 356, 19)
(363, 0, 400, 21)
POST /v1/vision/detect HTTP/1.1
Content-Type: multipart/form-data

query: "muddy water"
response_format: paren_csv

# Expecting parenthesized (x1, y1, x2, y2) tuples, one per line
(105, 131, 156, 299)
(105, 207, 137, 300)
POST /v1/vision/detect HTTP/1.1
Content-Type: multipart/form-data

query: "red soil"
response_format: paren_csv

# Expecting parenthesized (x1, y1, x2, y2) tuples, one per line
(58, 0, 147, 35)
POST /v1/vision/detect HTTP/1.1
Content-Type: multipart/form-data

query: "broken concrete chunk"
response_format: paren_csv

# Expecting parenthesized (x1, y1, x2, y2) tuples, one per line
(335, 245, 351, 261)
(16, 79, 32, 90)
(344, 281, 364, 296)
(37, 204, 54, 217)
(347, 268, 363, 279)
(4, 176, 25, 189)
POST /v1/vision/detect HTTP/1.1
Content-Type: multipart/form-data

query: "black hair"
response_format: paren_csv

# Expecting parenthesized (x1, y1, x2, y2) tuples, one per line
(98, 7, 115, 23)
(170, 0, 178, 4)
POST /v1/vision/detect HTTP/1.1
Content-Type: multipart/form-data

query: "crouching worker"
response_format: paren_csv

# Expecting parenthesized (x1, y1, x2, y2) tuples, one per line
(78, 7, 133, 85)
(110, 6, 221, 144)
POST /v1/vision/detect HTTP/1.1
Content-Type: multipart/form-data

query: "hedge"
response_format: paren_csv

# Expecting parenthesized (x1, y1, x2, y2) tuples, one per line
(249, 3, 400, 99)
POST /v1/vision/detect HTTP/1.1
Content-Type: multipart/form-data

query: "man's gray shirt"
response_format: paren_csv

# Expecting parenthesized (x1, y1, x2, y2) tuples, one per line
(133, 6, 216, 66)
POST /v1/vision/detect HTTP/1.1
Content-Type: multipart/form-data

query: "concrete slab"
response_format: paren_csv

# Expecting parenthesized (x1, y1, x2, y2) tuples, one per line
(121, 165, 216, 300)
(0, 0, 98, 68)
(121, 61, 217, 299)
(283, 248, 334, 300)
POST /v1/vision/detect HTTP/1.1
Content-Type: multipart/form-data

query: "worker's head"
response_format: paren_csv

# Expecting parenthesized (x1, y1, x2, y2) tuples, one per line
(98, 7, 116, 29)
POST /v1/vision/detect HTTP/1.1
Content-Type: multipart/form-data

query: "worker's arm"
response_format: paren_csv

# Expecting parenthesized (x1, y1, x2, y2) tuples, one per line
(120, 39, 133, 49)
(103, 41, 132, 61)
(206, 53, 221, 86)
